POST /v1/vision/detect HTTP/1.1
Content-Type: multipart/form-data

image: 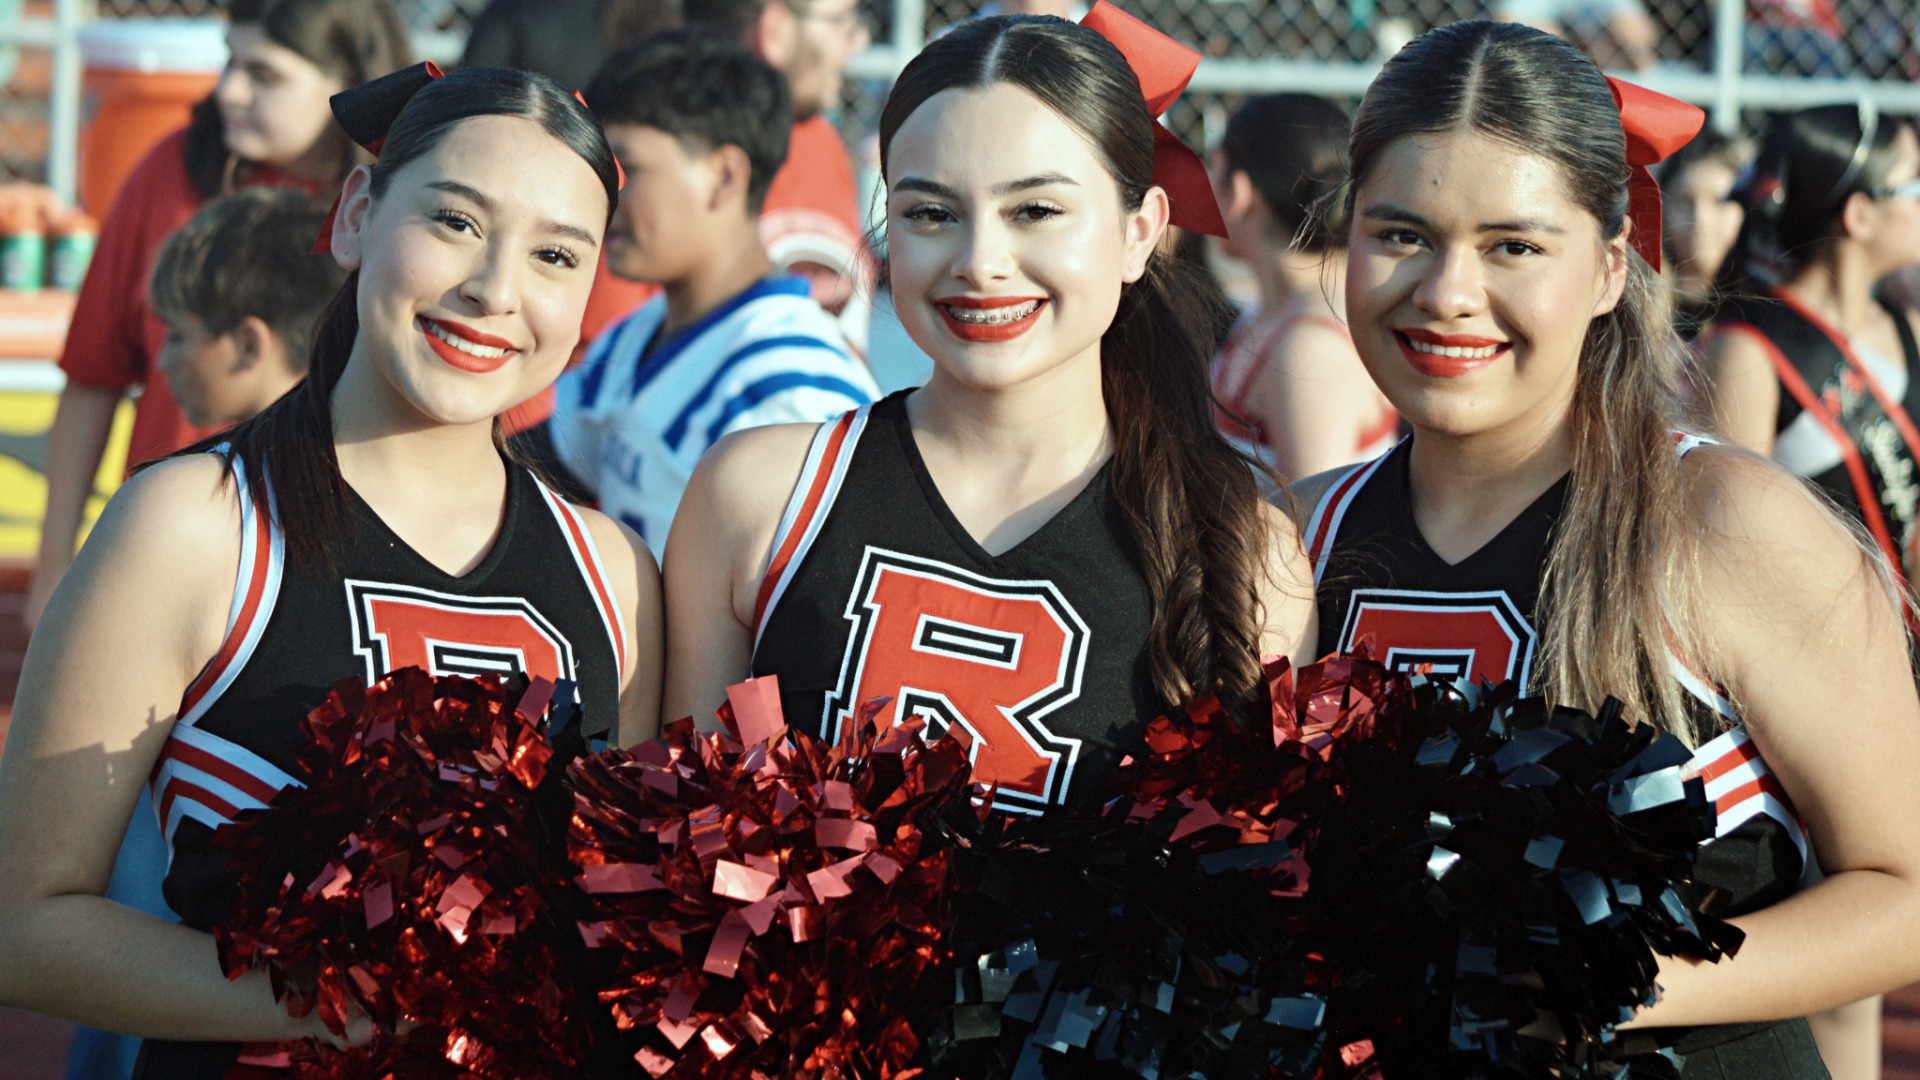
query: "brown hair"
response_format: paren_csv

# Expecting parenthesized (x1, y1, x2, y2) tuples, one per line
(168, 67, 621, 572)
(1348, 21, 1709, 740)
(182, 0, 413, 198)
(1219, 92, 1351, 255)
(149, 188, 345, 371)
(877, 15, 1273, 716)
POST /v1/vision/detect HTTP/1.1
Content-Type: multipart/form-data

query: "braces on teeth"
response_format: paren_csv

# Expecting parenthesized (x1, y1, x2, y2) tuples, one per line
(944, 302, 1040, 325)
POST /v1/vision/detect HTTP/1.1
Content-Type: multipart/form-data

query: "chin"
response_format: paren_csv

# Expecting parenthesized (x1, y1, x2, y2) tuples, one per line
(223, 134, 269, 162)
(389, 370, 526, 429)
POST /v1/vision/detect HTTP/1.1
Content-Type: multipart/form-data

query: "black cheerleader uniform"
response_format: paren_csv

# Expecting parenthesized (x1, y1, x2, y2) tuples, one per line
(1712, 288, 1920, 584)
(1305, 436, 1825, 1079)
(749, 390, 1162, 816)
(135, 452, 628, 1079)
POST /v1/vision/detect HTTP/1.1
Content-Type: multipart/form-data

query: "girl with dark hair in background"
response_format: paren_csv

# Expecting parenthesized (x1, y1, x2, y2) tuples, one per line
(1656, 127, 1752, 341)
(663, 5, 1315, 815)
(0, 64, 661, 1078)
(1209, 92, 1396, 481)
(28, 0, 413, 633)
(1296, 21, 1920, 1076)
(1699, 105, 1920, 590)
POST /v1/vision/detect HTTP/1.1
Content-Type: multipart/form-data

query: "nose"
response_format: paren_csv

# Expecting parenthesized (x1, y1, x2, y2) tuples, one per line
(1411, 242, 1487, 321)
(950, 214, 1014, 290)
(215, 66, 250, 110)
(458, 241, 520, 316)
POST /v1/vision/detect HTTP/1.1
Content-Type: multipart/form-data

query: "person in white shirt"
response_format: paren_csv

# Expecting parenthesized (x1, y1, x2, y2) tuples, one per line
(541, 29, 878, 553)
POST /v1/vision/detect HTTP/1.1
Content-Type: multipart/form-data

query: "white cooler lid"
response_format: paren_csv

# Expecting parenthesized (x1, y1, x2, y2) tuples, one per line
(79, 18, 229, 75)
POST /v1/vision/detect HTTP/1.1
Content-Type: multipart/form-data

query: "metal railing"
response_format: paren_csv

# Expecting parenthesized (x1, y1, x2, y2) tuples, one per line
(2, 0, 1916, 207)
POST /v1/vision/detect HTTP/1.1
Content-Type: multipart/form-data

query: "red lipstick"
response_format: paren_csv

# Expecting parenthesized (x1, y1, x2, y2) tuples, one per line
(1394, 327, 1510, 378)
(935, 295, 1046, 343)
(419, 316, 518, 374)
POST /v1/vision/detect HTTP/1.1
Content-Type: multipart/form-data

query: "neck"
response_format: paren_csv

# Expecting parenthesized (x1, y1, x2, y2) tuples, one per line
(1254, 248, 1342, 317)
(1405, 393, 1576, 538)
(328, 345, 505, 501)
(910, 345, 1111, 471)
(277, 128, 350, 186)
(662, 229, 776, 336)
(1782, 245, 1881, 336)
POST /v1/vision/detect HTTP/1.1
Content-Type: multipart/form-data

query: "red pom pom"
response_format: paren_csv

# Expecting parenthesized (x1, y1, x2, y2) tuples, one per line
(214, 669, 592, 1077)
(568, 676, 976, 1078)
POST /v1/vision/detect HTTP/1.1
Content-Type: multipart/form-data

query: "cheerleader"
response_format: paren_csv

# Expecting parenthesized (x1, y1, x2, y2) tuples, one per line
(0, 65, 660, 1076)
(663, 4, 1315, 814)
(1296, 21, 1920, 1076)
(28, 0, 413, 633)
(1209, 92, 1397, 480)
(1700, 105, 1920, 587)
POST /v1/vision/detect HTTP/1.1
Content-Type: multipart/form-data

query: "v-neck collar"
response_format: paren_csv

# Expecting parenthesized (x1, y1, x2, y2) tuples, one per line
(886, 393, 1112, 566)
(1391, 441, 1570, 572)
(628, 274, 812, 398)
(340, 463, 523, 586)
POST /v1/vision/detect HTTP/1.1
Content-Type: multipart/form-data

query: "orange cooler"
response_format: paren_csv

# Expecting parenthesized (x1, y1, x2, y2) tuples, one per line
(77, 18, 228, 218)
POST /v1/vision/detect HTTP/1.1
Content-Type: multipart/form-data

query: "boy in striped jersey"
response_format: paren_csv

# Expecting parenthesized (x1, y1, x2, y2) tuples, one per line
(541, 28, 878, 554)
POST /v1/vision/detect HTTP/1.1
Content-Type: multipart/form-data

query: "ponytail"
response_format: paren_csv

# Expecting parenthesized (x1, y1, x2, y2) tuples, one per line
(877, 14, 1283, 719)
(161, 66, 621, 573)
(165, 272, 357, 569)
(1104, 249, 1274, 716)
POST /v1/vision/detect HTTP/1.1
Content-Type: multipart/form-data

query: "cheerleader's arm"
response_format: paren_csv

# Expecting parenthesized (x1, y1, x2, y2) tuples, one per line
(577, 508, 664, 748)
(1627, 446, 1920, 1027)
(0, 456, 329, 1042)
(660, 421, 821, 729)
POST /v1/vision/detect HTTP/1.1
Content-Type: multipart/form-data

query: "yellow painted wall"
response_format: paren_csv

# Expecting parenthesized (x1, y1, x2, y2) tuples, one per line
(0, 390, 135, 560)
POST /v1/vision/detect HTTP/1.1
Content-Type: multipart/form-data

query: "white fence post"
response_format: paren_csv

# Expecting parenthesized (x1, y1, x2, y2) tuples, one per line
(1710, 0, 1744, 135)
(893, 0, 926, 55)
(45, 0, 85, 208)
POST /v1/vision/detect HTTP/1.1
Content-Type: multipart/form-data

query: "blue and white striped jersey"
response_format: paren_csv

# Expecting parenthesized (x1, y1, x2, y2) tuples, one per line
(551, 275, 879, 554)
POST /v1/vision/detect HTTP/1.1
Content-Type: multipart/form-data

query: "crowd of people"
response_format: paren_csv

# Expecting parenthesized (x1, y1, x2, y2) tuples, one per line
(1, 0, 1919, 1077)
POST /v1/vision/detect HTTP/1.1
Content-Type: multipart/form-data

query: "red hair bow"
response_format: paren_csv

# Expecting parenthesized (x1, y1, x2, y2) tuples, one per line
(1080, 1, 1227, 238)
(1606, 76, 1705, 272)
(571, 90, 627, 191)
(313, 61, 445, 256)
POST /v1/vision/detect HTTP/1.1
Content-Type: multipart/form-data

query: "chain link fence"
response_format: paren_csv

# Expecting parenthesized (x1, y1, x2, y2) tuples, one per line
(2, 0, 1915, 197)
(845, 0, 1918, 157)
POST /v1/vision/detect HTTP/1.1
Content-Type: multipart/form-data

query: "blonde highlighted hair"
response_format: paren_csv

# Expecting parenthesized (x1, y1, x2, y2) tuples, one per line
(1350, 21, 1715, 741)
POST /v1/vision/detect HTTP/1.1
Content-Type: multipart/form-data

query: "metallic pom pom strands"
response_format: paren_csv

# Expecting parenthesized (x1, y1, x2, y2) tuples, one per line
(214, 669, 594, 1077)
(566, 676, 974, 1079)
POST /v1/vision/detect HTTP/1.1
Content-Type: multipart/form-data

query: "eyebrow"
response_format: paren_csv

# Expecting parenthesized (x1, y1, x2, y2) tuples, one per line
(892, 173, 1081, 199)
(1359, 201, 1567, 236)
(427, 180, 601, 249)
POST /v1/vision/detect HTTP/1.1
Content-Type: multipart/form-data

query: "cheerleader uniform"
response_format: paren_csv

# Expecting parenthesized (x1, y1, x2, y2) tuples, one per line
(1710, 288, 1920, 583)
(749, 391, 1161, 816)
(1211, 308, 1400, 473)
(134, 452, 629, 1079)
(1304, 437, 1825, 1079)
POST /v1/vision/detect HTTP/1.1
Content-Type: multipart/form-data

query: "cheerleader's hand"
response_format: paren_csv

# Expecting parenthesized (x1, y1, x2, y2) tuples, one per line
(304, 997, 381, 1050)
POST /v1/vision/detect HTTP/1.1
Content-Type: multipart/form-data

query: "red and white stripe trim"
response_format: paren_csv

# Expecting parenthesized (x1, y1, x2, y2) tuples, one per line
(157, 452, 299, 860)
(752, 406, 870, 647)
(178, 456, 284, 726)
(1684, 724, 1810, 867)
(1672, 430, 1718, 458)
(150, 721, 301, 855)
(534, 482, 630, 684)
(1304, 444, 1398, 587)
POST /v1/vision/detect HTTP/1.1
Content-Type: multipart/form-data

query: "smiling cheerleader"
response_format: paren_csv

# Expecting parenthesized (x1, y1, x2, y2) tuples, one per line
(0, 65, 660, 1077)
(1296, 21, 1920, 1077)
(662, 4, 1315, 815)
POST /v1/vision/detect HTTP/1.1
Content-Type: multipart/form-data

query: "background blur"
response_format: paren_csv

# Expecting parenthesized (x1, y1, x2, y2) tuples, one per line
(0, 0, 1917, 1076)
